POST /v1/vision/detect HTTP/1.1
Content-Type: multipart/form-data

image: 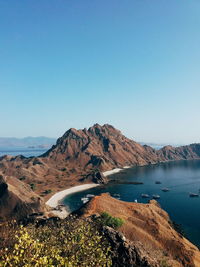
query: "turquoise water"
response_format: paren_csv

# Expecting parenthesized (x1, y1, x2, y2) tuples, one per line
(63, 160, 200, 247)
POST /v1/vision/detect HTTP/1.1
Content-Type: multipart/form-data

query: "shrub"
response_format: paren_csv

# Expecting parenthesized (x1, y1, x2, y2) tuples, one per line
(43, 189, 52, 194)
(0, 216, 112, 266)
(19, 176, 26, 181)
(100, 212, 124, 229)
(29, 183, 36, 191)
(160, 258, 172, 267)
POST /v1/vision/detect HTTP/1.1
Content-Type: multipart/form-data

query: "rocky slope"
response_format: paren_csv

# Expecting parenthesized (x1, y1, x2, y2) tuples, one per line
(0, 174, 47, 222)
(77, 193, 200, 267)
(0, 124, 200, 199)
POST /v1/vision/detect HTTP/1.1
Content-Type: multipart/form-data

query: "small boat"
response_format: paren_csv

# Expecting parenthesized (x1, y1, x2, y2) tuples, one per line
(86, 194, 95, 198)
(81, 197, 89, 204)
(113, 193, 120, 197)
(141, 194, 150, 198)
(162, 188, 170, 192)
(155, 181, 161, 184)
(134, 199, 138, 203)
(152, 194, 160, 199)
(189, 193, 199, 197)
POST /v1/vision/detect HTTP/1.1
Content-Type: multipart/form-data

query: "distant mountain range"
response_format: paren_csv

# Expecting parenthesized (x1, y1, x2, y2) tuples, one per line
(139, 142, 184, 149)
(0, 137, 56, 148)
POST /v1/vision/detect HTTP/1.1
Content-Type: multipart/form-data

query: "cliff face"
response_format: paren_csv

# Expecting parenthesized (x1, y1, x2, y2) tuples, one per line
(0, 124, 200, 198)
(77, 193, 200, 267)
(0, 174, 47, 222)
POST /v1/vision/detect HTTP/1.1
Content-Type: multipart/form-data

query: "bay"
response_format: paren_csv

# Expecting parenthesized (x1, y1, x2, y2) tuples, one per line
(63, 160, 200, 247)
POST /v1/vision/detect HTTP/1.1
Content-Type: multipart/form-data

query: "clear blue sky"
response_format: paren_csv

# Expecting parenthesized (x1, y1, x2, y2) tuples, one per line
(0, 0, 200, 144)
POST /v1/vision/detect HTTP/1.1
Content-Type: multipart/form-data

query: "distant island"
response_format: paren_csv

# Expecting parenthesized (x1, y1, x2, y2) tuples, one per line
(0, 136, 56, 148)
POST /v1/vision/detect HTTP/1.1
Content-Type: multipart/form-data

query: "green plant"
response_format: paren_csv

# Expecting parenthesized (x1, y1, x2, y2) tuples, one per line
(0, 216, 112, 266)
(160, 258, 172, 267)
(19, 176, 26, 181)
(43, 189, 52, 194)
(100, 212, 124, 229)
(29, 183, 35, 191)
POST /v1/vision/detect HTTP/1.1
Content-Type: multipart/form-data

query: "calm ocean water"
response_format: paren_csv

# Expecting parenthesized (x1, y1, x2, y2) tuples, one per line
(63, 160, 200, 247)
(0, 147, 48, 157)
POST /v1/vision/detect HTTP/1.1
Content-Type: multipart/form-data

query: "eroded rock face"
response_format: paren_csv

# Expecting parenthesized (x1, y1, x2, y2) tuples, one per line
(0, 174, 47, 222)
(103, 226, 159, 267)
(0, 175, 8, 196)
(80, 171, 107, 184)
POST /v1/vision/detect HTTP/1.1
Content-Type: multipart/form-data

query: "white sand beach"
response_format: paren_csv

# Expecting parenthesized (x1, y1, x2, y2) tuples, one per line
(46, 184, 100, 219)
(46, 167, 132, 218)
(103, 168, 122, 176)
(46, 184, 100, 208)
(103, 166, 131, 176)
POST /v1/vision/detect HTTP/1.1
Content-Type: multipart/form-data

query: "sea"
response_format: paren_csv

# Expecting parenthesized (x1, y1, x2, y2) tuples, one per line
(63, 160, 200, 247)
(0, 147, 47, 157)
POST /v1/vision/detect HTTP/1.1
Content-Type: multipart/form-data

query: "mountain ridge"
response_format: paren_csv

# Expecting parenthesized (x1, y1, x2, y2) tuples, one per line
(0, 124, 200, 200)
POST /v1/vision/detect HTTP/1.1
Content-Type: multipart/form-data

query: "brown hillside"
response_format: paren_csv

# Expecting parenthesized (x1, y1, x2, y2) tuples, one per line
(0, 174, 47, 222)
(77, 193, 200, 267)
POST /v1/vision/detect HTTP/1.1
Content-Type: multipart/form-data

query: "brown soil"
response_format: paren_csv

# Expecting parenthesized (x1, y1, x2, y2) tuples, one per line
(77, 193, 200, 267)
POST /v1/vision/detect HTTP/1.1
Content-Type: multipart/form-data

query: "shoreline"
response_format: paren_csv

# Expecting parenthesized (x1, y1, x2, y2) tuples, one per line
(46, 184, 100, 218)
(46, 183, 100, 208)
(46, 166, 131, 218)
(103, 166, 131, 176)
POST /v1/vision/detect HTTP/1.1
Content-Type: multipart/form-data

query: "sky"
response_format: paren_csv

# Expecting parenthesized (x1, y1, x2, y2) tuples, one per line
(0, 0, 200, 144)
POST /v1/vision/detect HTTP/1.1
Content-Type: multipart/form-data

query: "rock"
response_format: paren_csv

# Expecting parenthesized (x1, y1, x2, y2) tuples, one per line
(0, 174, 47, 222)
(103, 226, 159, 267)
(0, 175, 8, 196)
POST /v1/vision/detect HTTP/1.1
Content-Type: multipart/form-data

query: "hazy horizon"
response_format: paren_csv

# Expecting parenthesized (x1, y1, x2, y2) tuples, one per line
(0, 124, 190, 146)
(1, 1, 200, 144)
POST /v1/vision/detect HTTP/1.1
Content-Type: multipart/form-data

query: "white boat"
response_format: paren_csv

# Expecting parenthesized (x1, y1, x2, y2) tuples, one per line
(189, 193, 199, 197)
(141, 194, 150, 198)
(161, 188, 170, 192)
(81, 197, 89, 204)
(134, 199, 138, 203)
(86, 194, 95, 198)
(152, 194, 160, 199)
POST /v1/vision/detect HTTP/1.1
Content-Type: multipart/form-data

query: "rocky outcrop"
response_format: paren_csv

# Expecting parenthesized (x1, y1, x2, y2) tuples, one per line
(0, 174, 47, 222)
(77, 193, 200, 267)
(103, 226, 159, 267)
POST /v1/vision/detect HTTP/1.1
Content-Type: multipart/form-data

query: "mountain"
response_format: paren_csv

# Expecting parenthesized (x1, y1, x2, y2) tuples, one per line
(43, 123, 200, 170)
(0, 136, 56, 148)
(0, 124, 200, 199)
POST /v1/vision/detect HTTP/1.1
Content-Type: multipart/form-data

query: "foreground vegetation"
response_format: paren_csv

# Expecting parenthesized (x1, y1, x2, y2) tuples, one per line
(99, 212, 124, 229)
(0, 216, 112, 267)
